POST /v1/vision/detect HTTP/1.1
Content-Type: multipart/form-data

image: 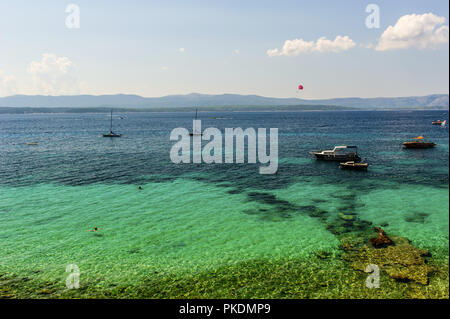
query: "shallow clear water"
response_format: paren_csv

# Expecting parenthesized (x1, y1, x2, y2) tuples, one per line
(0, 110, 448, 296)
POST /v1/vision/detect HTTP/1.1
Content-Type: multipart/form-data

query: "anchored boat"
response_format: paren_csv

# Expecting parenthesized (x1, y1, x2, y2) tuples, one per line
(339, 161, 368, 171)
(402, 136, 435, 149)
(189, 108, 203, 136)
(103, 109, 121, 137)
(310, 145, 361, 162)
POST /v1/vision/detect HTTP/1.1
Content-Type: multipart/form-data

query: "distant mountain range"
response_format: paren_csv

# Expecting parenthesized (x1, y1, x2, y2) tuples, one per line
(0, 93, 448, 109)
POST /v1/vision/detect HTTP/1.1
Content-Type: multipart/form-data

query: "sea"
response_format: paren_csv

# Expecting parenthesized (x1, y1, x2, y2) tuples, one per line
(0, 110, 448, 298)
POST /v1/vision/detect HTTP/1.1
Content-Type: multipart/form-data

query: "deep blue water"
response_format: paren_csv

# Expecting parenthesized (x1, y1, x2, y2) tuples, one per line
(0, 110, 448, 189)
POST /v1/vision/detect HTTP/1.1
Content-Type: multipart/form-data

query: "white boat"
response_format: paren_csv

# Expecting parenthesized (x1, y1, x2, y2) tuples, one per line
(310, 145, 361, 162)
(339, 161, 368, 170)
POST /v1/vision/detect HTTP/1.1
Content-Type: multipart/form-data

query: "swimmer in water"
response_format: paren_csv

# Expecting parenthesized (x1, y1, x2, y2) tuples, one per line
(86, 227, 99, 232)
(138, 186, 143, 190)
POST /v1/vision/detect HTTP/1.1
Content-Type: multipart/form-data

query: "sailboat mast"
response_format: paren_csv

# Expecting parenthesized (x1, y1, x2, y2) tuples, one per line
(110, 109, 113, 132)
(195, 108, 198, 120)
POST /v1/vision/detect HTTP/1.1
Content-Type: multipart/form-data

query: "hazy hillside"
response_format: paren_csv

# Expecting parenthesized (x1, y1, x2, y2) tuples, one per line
(0, 93, 447, 109)
(0, 104, 359, 114)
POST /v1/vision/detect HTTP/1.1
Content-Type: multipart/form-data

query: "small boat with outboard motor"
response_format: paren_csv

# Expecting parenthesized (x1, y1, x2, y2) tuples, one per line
(402, 136, 435, 149)
(339, 160, 369, 171)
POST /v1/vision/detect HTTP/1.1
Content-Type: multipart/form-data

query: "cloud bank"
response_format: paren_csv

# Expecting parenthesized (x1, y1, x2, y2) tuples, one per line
(267, 35, 355, 57)
(376, 13, 449, 51)
(0, 70, 17, 96)
(27, 53, 81, 95)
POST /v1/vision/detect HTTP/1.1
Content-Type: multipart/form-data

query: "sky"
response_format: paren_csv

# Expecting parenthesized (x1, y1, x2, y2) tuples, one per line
(0, 0, 448, 99)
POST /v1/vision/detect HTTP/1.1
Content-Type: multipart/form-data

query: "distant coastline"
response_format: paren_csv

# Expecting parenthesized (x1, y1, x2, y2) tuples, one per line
(0, 93, 448, 110)
(0, 105, 448, 114)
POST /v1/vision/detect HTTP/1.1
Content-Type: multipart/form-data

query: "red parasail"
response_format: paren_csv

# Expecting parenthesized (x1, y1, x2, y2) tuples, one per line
(298, 84, 304, 90)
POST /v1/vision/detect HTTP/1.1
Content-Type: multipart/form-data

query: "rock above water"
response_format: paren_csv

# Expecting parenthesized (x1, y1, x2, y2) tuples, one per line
(369, 227, 394, 248)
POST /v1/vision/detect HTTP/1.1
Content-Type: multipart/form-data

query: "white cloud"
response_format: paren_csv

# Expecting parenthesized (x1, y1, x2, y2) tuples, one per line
(178, 47, 185, 53)
(267, 35, 355, 57)
(161, 66, 169, 71)
(27, 53, 80, 95)
(361, 43, 374, 49)
(234, 49, 240, 54)
(376, 13, 449, 51)
(0, 70, 17, 96)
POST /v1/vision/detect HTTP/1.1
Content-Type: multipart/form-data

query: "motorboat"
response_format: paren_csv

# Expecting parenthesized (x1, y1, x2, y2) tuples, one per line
(339, 161, 368, 170)
(402, 136, 435, 149)
(310, 145, 361, 162)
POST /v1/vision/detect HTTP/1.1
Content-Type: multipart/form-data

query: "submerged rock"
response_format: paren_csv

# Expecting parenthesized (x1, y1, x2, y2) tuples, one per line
(326, 223, 350, 235)
(338, 212, 356, 222)
(316, 250, 331, 259)
(384, 264, 431, 285)
(343, 229, 433, 285)
(404, 212, 429, 223)
(309, 209, 328, 218)
(40, 288, 53, 294)
(352, 220, 372, 232)
(349, 244, 432, 285)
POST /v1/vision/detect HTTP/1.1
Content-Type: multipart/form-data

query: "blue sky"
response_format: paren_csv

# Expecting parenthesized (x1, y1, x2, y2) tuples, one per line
(0, 0, 448, 98)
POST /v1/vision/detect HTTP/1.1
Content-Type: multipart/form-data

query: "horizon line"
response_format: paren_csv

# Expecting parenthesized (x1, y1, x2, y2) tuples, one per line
(1, 92, 449, 100)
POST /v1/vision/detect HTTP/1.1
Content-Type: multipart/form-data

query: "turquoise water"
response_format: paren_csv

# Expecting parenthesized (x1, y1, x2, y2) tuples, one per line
(0, 110, 448, 297)
(0, 180, 338, 281)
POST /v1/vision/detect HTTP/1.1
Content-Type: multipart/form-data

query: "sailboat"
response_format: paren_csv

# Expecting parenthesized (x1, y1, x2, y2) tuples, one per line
(189, 108, 203, 136)
(103, 109, 121, 137)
